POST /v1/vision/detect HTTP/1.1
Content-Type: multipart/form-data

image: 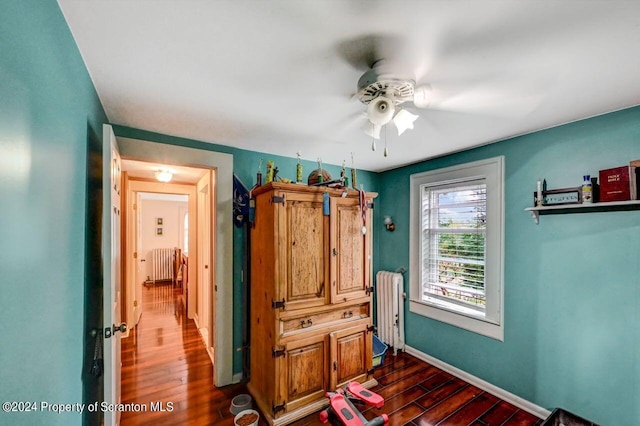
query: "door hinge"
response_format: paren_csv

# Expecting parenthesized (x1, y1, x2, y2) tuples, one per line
(272, 195, 285, 204)
(133, 203, 137, 210)
(365, 286, 374, 295)
(272, 348, 286, 358)
(133, 252, 138, 259)
(272, 299, 286, 309)
(367, 202, 374, 209)
(272, 402, 285, 415)
(133, 300, 138, 307)
(367, 325, 377, 334)
(333, 361, 337, 371)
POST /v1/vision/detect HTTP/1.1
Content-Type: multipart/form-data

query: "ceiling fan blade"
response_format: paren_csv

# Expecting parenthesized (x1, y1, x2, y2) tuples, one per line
(412, 85, 432, 108)
(428, 85, 545, 118)
(335, 33, 409, 72)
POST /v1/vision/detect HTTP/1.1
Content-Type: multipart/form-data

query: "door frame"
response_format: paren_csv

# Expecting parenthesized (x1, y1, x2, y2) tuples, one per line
(116, 136, 235, 386)
(102, 124, 122, 426)
(196, 171, 213, 349)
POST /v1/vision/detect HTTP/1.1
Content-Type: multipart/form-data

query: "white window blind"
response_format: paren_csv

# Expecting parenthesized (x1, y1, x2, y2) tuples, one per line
(409, 156, 504, 341)
(422, 181, 487, 317)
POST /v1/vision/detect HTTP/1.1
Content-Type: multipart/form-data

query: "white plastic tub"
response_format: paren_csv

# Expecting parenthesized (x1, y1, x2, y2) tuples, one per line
(234, 409, 259, 426)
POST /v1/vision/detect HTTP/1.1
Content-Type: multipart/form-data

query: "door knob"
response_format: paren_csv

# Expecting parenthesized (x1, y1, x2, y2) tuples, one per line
(104, 322, 127, 338)
(113, 323, 127, 334)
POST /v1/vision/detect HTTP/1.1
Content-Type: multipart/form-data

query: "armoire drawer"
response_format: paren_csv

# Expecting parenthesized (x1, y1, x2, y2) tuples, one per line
(280, 303, 369, 336)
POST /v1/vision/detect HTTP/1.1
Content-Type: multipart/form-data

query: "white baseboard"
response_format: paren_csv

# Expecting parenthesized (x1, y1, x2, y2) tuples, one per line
(199, 327, 210, 347)
(404, 345, 550, 420)
(205, 345, 215, 366)
(232, 372, 243, 384)
(193, 314, 200, 329)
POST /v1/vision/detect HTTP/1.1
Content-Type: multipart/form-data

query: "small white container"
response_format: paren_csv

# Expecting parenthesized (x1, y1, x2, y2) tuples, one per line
(234, 409, 259, 426)
(230, 393, 252, 415)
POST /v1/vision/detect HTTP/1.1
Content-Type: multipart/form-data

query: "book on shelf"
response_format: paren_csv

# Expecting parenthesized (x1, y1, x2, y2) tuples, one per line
(599, 165, 631, 202)
(630, 159, 640, 200)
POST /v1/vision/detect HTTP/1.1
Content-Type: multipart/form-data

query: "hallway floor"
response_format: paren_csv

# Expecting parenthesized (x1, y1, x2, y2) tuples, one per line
(120, 283, 242, 425)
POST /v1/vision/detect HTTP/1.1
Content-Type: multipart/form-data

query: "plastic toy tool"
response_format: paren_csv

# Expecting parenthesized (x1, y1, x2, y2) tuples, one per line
(319, 382, 388, 426)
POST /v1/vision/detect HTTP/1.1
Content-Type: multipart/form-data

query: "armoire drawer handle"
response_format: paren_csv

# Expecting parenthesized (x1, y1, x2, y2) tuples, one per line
(343, 311, 353, 318)
(300, 319, 313, 328)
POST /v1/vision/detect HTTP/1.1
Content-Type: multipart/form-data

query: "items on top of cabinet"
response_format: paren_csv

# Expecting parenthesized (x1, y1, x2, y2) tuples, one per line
(266, 160, 275, 183)
(256, 159, 263, 187)
(351, 152, 358, 189)
(307, 168, 332, 185)
(296, 151, 303, 183)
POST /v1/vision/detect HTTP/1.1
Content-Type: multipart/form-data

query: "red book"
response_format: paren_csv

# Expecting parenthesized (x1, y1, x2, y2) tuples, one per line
(599, 166, 631, 202)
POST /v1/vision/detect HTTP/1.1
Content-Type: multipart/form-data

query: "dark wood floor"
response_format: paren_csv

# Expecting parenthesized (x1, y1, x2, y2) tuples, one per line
(121, 283, 542, 426)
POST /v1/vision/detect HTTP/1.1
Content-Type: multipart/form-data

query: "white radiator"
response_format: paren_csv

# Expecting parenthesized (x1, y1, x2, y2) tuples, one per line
(152, 248, 174, 284)
(375, 271, 405, 355)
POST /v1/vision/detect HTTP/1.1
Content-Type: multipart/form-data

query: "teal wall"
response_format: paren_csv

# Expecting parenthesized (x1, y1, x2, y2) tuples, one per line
(0, 2, 108, 426)
(377, 106, 640, 425)
(112, 125, 381, 375)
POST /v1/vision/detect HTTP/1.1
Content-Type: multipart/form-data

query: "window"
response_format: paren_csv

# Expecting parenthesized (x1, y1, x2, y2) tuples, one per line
(409, 157, 504, 340)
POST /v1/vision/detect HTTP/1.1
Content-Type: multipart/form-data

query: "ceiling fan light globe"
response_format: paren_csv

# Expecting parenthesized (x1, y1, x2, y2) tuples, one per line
(393, 109, 419, 135)
(367, 96, 395, 125)
(362, 121, 382, 139)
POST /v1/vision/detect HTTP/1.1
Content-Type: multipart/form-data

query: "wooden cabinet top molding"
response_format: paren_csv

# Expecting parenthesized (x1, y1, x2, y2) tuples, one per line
(251, 182, 378, 199)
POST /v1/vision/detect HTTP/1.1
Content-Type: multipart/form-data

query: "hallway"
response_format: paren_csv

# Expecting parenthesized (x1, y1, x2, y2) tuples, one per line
(120, 283, 242, 425)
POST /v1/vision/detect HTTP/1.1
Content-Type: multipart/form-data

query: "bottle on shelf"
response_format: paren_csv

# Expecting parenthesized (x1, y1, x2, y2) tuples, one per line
(582, 175, 593, 203)
(590, 176, 599, 203)
(536, 178, 545, 207)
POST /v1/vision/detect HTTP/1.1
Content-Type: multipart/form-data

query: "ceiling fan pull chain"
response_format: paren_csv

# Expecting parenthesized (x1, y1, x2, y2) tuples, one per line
(384, 126, 388, 157)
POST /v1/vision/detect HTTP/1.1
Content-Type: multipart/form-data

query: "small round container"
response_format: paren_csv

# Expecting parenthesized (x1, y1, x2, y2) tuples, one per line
(234, 409, 259, 426)
(230, 393, 252, 415)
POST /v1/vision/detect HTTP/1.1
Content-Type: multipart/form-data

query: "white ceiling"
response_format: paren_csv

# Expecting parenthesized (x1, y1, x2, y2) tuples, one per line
(121, 158, 208, 184)
(57, 0, 640, 172)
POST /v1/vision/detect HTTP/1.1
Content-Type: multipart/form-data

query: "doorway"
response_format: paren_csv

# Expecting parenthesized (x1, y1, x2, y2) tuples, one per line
(117, 137, 234, 386)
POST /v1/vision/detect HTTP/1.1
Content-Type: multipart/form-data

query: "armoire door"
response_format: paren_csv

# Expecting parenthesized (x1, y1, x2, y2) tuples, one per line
(276, 333, 329, 415)
(329, 321, 372, 390)
(330, 197, 372, 304)
(276, 191, 329, 311)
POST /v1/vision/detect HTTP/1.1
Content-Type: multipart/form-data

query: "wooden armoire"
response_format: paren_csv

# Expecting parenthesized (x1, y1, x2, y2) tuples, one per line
(248, 182, 378, 426)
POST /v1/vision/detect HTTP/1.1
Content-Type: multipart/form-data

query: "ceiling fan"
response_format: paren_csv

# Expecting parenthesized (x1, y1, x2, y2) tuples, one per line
(355, 59, 432, 140)
(339, 33, 545, 148)
(336, 34, 437, 144)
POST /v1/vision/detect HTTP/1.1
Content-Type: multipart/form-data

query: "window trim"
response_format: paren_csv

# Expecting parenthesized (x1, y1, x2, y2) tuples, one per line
(409, 156, 505, 341)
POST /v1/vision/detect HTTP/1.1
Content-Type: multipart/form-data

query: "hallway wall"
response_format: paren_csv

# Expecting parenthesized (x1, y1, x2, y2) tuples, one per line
(140, 198, 187, 281)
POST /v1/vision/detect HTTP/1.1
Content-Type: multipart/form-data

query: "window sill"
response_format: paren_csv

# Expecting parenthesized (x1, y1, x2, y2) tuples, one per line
(409, 300, 504, 341)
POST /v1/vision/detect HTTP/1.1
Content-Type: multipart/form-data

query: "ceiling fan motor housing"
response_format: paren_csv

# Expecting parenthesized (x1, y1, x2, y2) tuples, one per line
(357, 68, 415, 105)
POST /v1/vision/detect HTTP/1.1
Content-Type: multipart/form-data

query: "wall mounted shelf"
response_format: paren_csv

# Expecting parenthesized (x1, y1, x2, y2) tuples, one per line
(525, 200, 640, 224)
